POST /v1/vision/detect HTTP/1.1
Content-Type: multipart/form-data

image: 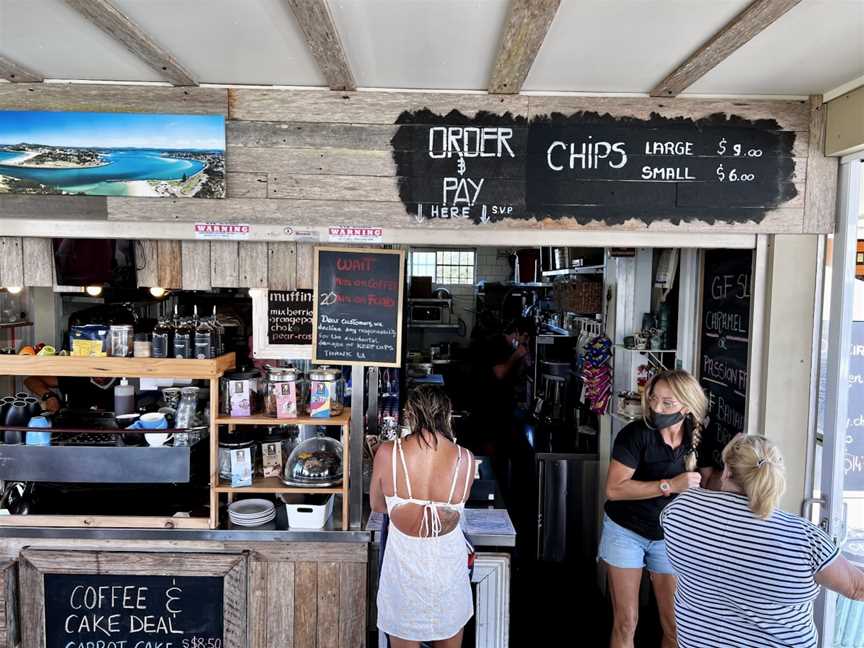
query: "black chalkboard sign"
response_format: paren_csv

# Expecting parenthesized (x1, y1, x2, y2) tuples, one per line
(845, 323, 864, 491)
(393, 110, 798, 226)
(313, 247, 405, 366)
(699, 249, 753, 468)
(44, 573, 224, 648)
(268, 289, 314, 345)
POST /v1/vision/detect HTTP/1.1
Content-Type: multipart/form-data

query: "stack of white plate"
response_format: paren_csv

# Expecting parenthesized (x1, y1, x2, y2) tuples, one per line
(228, 499, 276, 527)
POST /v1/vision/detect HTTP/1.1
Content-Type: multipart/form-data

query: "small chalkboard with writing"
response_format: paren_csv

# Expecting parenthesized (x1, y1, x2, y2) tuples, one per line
(44, 573, 224, 648)
(699, 249, 753, 468)
(313, 247, 405, 366)
(268, 290, 314, 345)
(252, 289, 313, 360)
(845, 322, 864, 491)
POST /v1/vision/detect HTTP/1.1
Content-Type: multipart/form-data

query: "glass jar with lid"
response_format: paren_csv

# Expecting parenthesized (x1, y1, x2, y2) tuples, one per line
(263, 365, 307, 419)
(218, 433, 257, 481)
(308, 366, 344, 418)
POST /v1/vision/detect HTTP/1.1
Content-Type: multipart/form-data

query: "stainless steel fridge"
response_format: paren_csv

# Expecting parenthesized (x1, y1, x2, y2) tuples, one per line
(536, 452, 599, 563)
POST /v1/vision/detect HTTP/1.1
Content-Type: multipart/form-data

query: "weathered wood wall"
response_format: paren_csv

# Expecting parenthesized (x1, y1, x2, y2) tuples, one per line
(0, 538, 368, 648)
(0, 236, 317, 289)
(0, 84, 837, 245)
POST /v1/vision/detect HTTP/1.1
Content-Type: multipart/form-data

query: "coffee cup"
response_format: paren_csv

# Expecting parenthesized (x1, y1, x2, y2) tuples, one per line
(145, 432, 174, 447)
(139, 412, 167, 429)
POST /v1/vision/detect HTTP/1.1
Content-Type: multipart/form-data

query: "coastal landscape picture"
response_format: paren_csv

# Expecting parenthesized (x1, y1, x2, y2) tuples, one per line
(0, 110, 225, 198)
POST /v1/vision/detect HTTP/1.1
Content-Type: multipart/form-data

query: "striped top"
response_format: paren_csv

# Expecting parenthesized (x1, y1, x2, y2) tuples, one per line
(660, 488, 839, 648)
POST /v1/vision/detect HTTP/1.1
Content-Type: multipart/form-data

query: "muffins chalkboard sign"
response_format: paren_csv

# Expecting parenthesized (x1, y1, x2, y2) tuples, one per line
(312, 247, 405, 367)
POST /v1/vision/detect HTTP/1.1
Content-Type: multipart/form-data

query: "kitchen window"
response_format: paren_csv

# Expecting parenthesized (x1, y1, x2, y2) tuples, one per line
(410, 249, 475, 285)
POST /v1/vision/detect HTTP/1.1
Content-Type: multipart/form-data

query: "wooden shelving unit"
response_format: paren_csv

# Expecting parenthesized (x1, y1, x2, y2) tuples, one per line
(216, 409, 351, 530)
(0, 353, 236, 530)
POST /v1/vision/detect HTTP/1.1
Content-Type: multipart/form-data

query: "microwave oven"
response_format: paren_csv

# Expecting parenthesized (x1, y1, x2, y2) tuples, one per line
(408, 298, 453, 325)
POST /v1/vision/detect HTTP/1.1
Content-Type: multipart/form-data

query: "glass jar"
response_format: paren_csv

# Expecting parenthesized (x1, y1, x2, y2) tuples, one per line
(220, 370, 262, 417)
(174, 386, 200, 445)
(257, 425, 300, 477)
(109, 325, 133, 357)
(218, 435, 256, 481)
(264, 366, 307, 419)
(308, 367, 344, 418)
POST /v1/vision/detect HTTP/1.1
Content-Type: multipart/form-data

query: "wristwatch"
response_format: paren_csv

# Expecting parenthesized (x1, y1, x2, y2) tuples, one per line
(659, 479, 672, 497)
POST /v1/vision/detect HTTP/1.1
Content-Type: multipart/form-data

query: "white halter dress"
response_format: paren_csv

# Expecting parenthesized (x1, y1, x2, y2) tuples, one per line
(377, 437, 474, 642)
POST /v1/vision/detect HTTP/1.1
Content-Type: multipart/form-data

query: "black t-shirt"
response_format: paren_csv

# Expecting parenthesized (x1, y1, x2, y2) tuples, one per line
(604, 420, 696, 541)
(471, 335, 518, 407)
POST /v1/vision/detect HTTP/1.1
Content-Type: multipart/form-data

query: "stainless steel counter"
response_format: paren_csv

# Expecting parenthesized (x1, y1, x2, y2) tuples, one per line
(366, 508, 516, 547)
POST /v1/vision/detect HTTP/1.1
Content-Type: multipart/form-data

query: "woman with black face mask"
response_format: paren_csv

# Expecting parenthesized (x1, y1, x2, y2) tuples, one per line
(598, 370, 708, 648)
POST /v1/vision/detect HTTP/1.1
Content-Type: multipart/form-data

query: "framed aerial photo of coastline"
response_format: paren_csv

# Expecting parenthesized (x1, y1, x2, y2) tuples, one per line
(0, 110, 225, 198)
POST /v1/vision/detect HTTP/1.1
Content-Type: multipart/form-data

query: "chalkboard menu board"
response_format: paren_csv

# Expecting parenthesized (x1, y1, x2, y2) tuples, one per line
(845, 322, 864, 491)
(393, 110, 797, 226)
(313, 247, 405, 366)
(699, 249, 753, 468)
(44, 573, 224, 648)
(268, 289, 314, 345)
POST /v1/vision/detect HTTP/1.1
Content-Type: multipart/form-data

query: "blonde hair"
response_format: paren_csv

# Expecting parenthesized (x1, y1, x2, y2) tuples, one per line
(641, 370, 708, 471)
(722, 434, 786, 519)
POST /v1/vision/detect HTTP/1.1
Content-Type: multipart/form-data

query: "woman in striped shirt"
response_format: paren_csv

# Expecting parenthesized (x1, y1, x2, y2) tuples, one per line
(661, 434, 864, 647)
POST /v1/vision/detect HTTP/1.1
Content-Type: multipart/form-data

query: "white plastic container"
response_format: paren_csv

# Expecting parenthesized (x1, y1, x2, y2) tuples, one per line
(282, 494, 334, 529)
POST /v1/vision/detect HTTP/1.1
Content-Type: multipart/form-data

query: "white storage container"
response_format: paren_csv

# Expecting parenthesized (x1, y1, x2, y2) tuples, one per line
(282, 494, 334, 529)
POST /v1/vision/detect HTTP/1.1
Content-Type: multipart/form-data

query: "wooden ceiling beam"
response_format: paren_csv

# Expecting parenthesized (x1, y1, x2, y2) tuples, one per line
(284, 0, 355, 91)
(650, 0, 802, 97)
(0, 54, 42, 83)
(63, 0, 197, 86)
(489, 0, 562, 94)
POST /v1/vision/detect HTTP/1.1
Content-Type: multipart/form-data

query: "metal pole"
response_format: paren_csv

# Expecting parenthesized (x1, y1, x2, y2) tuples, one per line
(350, 364, 366, 530)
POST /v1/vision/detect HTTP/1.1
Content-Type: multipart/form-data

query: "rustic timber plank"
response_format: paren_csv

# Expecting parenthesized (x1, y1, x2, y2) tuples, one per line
(248, 560, 269, 648)
(650, 0, 803, 97)
(317, 562, 340, 648)
(136, 240, 159, 287)
(229, 88, 529, 123)
(296, 244, 315, 290)
(527, 96, 810, 133)
(269, 174, 399, 201)
(267, 242, 297, 290)
(210, 241, 240, 288)
(0, 54, 42, 83)
(269, 562, 295, 648)
(181, 240, 212, 290)
(0, 194, 108, 220)
(22, 237, 54, 287)
(338, 562, 366, 648)
(294, 562, 318, 648)
(227, 146, 396, 177)
(249, 543, 367, 564)
(227, 172, 268, 198)
(227, 121, 398, 150)
(803, 95, 839, 234)
(157, 240, 183, 288)
(0, 84, 226, 114)
(107, 195, 803, 233)
(18, 553, 43, 648)
(239, 241, 268, 288)
(20, 549, 246, 576)
(63, 0, 197, 86)
(285, 0, 355, 91)
(223, 555, 247, 648)
(0, 561, 18, 648)
(489, 0, 562, 94)
(0, 238, 23, 288)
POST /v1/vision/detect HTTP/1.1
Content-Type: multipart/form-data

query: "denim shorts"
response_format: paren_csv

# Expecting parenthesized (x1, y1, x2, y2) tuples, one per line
(597, 514, 676, 575)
